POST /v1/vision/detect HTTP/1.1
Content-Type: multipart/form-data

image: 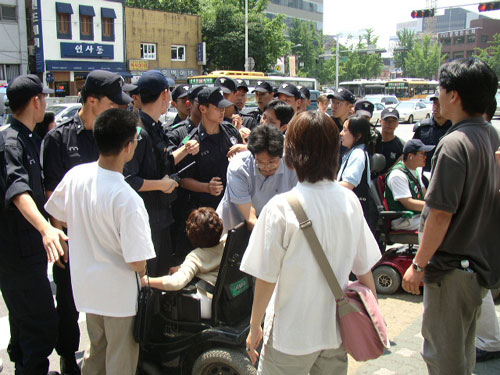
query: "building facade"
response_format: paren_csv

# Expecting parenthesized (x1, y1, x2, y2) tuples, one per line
(30, 0, 126, 96)
(438, 18, 500, 62)
(0, 0, 28, 84)
(125, 7, 201, 83)
(266, 0, 323, 31)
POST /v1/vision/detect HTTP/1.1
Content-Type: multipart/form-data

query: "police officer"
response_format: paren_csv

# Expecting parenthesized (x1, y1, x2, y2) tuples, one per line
(123, 70, 182, 276)
(164, 85, 204, 256)
(167, 84, 192, 127)
(412, 91, 452, 173)
(180, 87, 243, 209)
(234, 79, 248, 111)
(328, 88, 355, 132)
(0, 74, 67, 375)
(42, 69, 132, 375)
(277, 82, 301, 113)
(243, 80, 274, 124)
(297, 86, 311, 113)
(216, 77, 257, 131)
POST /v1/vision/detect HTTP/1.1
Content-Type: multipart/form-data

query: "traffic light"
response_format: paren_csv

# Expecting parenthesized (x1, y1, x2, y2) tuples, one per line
(478, 1, 500, 12)
(411, 9, 435, 18)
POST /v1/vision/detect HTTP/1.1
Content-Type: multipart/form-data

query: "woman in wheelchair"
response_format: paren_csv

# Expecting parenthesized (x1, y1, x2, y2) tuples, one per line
(142, 207, 225, 318)
(384, 139, 434, 231)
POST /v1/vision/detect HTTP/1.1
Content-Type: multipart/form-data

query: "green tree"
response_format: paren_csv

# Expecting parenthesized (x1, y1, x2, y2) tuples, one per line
(126, 0, 200, 14)
(474, 33, 500, 77)
(394, 29, 416, 76)
(288, 19, 323, 78)
(404, 35, 445, 79)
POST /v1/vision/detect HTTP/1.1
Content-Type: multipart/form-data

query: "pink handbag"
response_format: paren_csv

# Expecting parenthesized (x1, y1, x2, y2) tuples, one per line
(287, 193, 390, 361)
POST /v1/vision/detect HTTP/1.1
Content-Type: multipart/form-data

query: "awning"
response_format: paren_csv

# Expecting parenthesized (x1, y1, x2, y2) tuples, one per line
(55, 2, 73, 14)
(101, 8, 116, 19)
(79, 5, 95, 17)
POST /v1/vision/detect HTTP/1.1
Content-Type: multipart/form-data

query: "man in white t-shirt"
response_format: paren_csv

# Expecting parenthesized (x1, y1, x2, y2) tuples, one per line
(385, 139, 434, 231)
(45, 108, 156, 374)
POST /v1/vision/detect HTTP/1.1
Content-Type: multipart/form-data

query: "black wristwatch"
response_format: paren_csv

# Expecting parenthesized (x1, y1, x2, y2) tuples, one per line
(412, 259, 426, 272)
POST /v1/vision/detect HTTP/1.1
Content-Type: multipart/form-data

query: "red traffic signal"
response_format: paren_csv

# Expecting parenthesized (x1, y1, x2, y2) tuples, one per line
(478, 1, 500, 11)
(411, 9, 435, 18)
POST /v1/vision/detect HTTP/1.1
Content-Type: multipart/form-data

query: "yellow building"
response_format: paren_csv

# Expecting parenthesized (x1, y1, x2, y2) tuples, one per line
(125, 7, 202, 82)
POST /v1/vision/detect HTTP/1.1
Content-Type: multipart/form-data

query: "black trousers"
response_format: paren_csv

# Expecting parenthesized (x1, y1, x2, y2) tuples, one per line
(1, 267, 58, 375)
(52, 262, 80, 358)
(149, 227, 175, 277)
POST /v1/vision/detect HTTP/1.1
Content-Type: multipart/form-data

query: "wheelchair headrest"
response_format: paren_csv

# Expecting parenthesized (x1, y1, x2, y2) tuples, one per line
(371, 153, 386, 174)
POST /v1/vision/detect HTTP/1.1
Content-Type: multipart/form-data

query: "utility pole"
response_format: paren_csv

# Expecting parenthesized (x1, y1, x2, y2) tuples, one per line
(244, 0, 249, 71)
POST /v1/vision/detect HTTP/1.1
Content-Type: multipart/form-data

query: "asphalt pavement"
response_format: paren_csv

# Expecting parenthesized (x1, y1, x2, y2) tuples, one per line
(1, 118, 500, 374)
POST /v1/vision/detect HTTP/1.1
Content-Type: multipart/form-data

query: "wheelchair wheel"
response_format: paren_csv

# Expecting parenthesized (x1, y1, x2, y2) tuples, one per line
(192, 348, 257, 375)
(373, 265, 401, 295)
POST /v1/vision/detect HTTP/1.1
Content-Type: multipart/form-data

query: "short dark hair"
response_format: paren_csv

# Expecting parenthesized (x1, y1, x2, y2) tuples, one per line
(80, 87, 105, 104)
(247, 125, 284, 157)
(140, 90, 163, 104)
(265, 100, 294, 126)
(186, 207, 223, 248)
(93, 108, 138, 156)
(284, 111, 339, 183)
(485, 97, 497, 122)
(438, 58, 498, 116)
(346, 115, 373, 154)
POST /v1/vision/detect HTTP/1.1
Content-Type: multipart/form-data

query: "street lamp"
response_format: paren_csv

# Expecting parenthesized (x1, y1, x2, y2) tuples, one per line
(244, 0, 249, 71)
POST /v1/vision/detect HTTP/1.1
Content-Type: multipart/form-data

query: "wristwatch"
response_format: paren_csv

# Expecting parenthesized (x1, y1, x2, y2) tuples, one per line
(412, 259, 426, 272)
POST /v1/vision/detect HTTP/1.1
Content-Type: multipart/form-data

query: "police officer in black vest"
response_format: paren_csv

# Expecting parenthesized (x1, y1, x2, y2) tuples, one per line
(42, 70, 132, 375)
(243, 80, 274, 124)
(180, 87, 243, 209)
(0, 74, 67, 375)
(412, 91, 452, 173)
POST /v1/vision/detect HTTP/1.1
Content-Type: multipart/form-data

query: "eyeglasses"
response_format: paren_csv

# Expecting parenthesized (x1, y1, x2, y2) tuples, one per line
(255, 159, 281, 170)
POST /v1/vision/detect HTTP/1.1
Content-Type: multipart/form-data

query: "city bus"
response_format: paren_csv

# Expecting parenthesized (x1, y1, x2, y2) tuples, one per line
(385, 78, 438, 101)
(188, 71, 318, 90)
(338, 79, 386, 98)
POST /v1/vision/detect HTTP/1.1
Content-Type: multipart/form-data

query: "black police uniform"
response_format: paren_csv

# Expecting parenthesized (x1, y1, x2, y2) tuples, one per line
(181, 121, 243, 209)
(42, 113, 98, 365)
(380, 136, 405, 174)
(0, 118, 58, 375)
(242, 107, 263, 125)
(413, 117, 452, 172)
(124, 110, 176, 276)
(164, 118, 198, 256)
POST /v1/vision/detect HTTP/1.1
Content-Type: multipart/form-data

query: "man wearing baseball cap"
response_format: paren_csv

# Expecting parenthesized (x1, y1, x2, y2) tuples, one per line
(355, 99, 383, 155)
(277, 82, 301, 113)
(380, 107, 405, 174)
(385, 139, 434, 231)
(123, 70, 182, 276)
(179, 87, 243, 210)
(42, 69, 131, 374)
(167, 84, 192, 127)
(412, 90, 452, 173)
(235, 79, 248, 112)
(328, 88, 355, 131)
(244, 80, 274, 124)
(0, 74, 67, 375)
(297, 86, 311, 113)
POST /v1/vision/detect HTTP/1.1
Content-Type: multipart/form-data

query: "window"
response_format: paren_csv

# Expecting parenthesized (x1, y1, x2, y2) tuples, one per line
(0, 64, 20, 81)
(454, 36, 464, 44)
(481, 35, 489, 43)
(0, 5, 17, 21)
(171, 45, 186, 61)
(141, 43, 156, 60)
(56, 2, 73, 39)
(79, 5, 95, 40)
(442, 37, 451, 45)
(101, 8, 116, 42)
(466, 50, 474, 57)
(453, 51, 465, 59)
(467, 35, 475, 44)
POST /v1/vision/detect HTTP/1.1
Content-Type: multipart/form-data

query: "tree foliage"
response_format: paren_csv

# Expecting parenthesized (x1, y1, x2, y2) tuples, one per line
(126, 0, 289, 72)
(394, 29, 416, 75)
(474, 33, 500, 78)
(404, 35, 445, 79)
(288, 19, 323, 78)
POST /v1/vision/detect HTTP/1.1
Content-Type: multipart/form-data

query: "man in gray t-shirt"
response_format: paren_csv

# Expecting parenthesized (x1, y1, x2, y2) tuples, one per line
(402, 58, 500, 374)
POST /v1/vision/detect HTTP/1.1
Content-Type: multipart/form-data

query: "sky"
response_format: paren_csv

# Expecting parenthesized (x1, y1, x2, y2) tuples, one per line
(323, 0, 500, 50)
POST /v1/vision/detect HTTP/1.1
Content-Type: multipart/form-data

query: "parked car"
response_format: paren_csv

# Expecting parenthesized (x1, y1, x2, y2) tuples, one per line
(395, 101, 431, 123)
(370, 102, 385, 125)
(409, 98, 433, 110)
(364, 95, 399, 108)
(46, 103, 82, 125)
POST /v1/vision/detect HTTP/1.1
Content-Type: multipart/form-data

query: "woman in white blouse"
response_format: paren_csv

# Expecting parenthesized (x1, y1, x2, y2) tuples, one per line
(241, 111, 381, 374)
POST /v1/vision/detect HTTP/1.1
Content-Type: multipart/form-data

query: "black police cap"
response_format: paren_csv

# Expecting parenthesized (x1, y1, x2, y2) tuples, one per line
(7, 74, 54, 109)
(298, 86, 311, 100)
(253, 80, 274, 93)
(277, 82, 300, 99)
(82, 70, 131, 105)
(235, 79, 248, 92)
(328, 88, 355, 104)
(187, 85, 206, 101)
(172, 84, 191, 101)
(198, 87, 233, 108)
(137, 70, 170, 101)
(214, 77, 237, 94)
(354, 99, 374, 117)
